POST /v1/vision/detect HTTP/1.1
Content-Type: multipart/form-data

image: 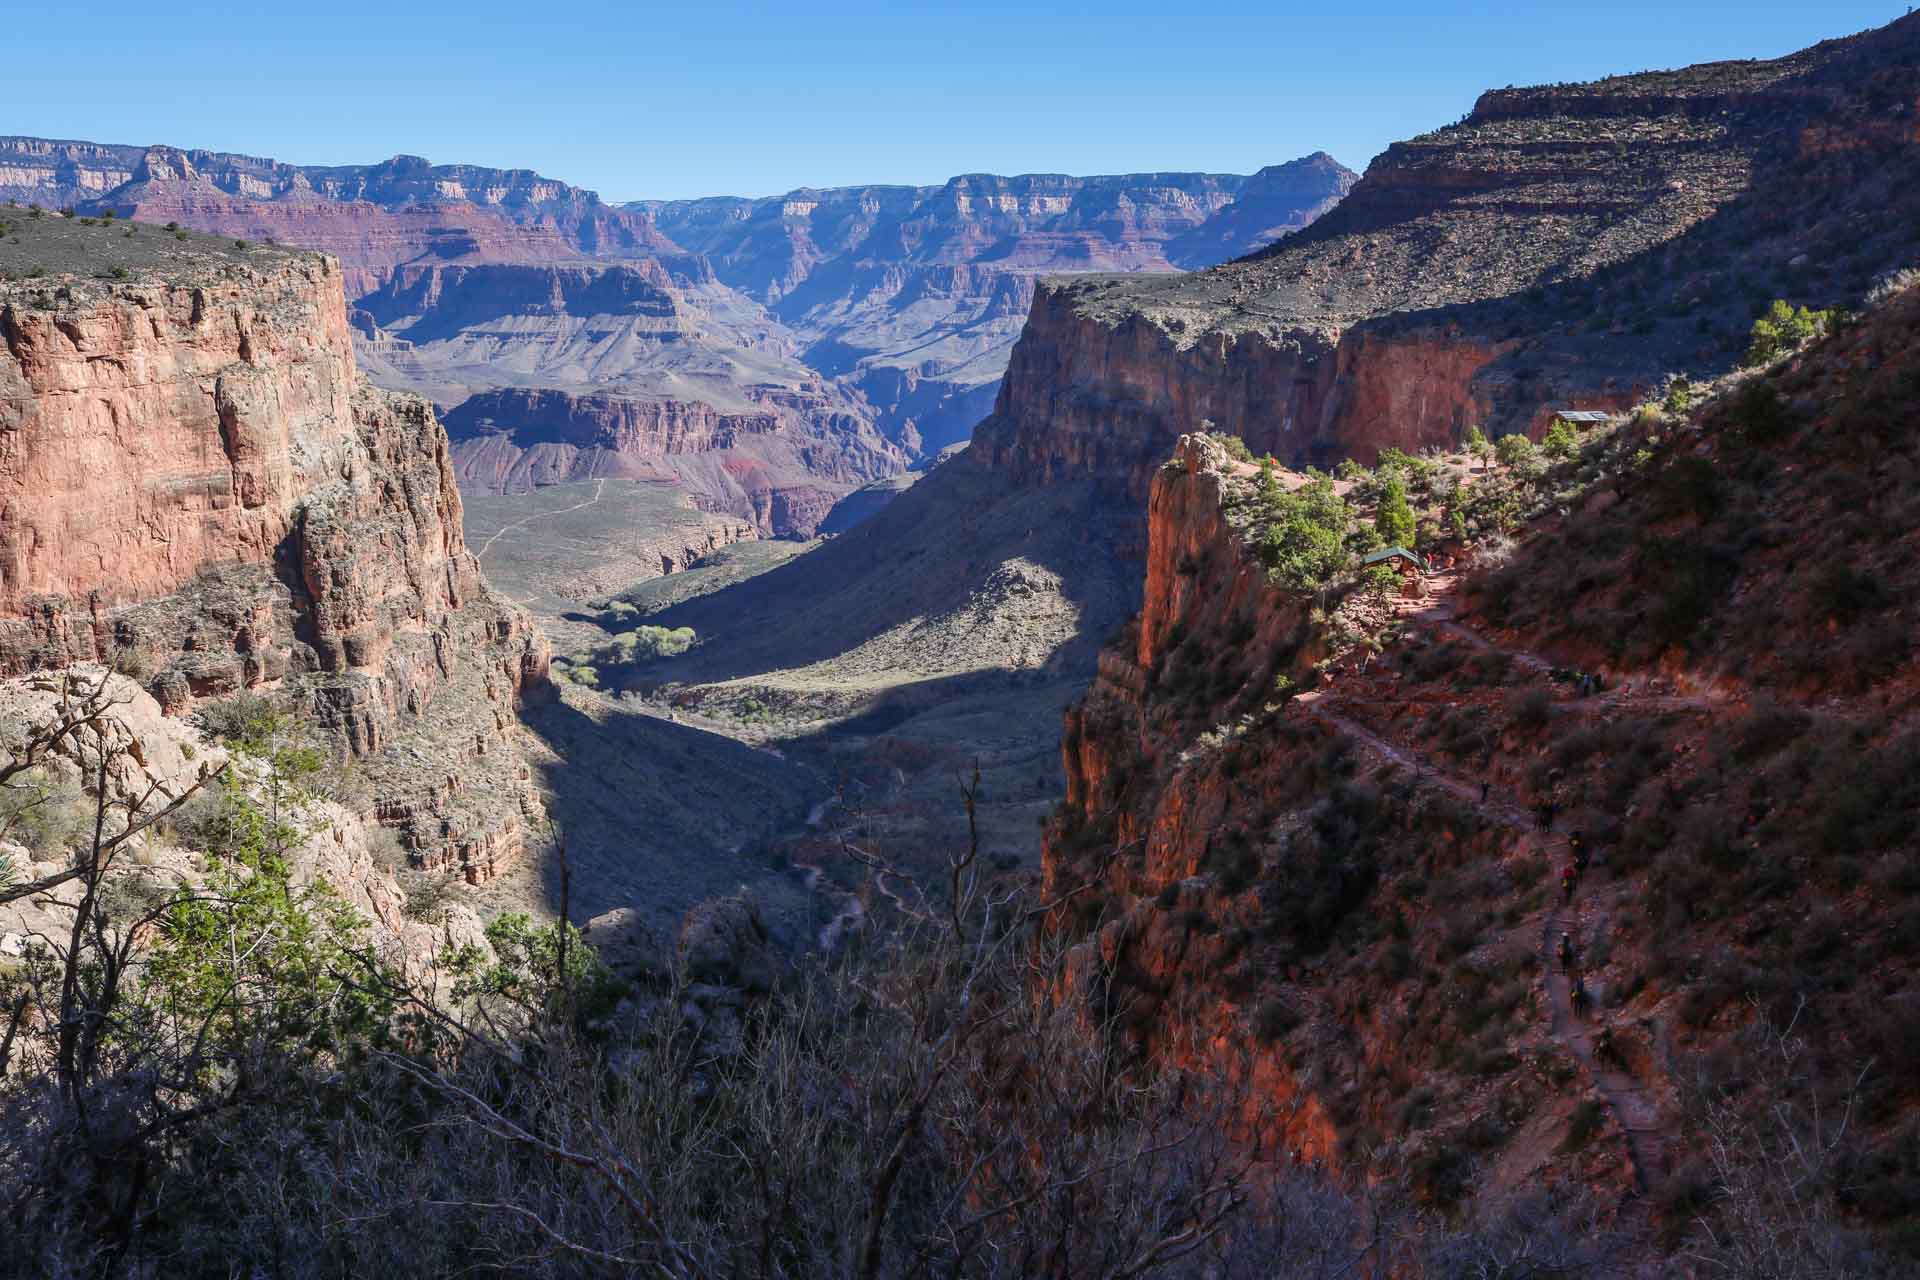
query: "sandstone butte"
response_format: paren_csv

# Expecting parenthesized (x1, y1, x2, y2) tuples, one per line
(0, 232, 550, 885)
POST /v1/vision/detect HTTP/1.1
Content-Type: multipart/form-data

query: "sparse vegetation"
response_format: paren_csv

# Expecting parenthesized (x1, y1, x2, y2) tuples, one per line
(1744, 299, 1834, 367)
(1246, 472, 1351, 591)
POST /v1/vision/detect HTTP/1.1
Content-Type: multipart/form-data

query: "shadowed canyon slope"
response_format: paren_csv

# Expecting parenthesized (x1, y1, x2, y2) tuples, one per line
(611, 14, 1920, 927)
(1037, 259, 1920, 1228)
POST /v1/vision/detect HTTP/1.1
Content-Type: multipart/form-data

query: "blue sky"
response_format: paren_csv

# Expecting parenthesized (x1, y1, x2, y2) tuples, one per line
(7, 2, 1906, 200)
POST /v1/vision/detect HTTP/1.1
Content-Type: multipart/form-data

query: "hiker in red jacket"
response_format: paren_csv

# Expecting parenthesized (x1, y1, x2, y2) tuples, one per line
(1561, 863, 1578, 904)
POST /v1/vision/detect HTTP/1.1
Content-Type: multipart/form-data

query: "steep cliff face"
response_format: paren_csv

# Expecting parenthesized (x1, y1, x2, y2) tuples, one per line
(1039, 436, 1657, 1209)
(0, 229, 548, 883)
(0, 141, 675, 295)
(441, 384, 892, 536)
(984, 14, 1920, 493)
(640, 160, 1358, 454)
(1044, 278, 1920, 1230)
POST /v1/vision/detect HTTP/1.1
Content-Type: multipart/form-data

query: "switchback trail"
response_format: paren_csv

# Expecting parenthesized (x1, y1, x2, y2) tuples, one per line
(1291, 605, 1678, 1198)
(1544, 900, 1671, 1196)
(473, 477, 607, 564)
(1401, 572, 1726, 714)
(1300, 688, 1672, 1196)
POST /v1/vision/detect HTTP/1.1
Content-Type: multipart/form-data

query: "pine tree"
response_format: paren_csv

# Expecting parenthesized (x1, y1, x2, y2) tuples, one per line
(1376, 474, 1415, 547)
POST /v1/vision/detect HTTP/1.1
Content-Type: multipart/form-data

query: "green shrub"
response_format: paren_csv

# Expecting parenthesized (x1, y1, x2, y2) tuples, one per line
(1362, 563, 1400, 598)
(1251, 475, 1351, 591)
(1745, 299, 1831, 366)
(1494, 433, 1536, 469)
(1664, 377, 1693, 415)
(1464, 424, 1493, 467)
(2, 768, 94, 858)
(1375, 474, 1416, 547)
(1542, 419, 1580, 461)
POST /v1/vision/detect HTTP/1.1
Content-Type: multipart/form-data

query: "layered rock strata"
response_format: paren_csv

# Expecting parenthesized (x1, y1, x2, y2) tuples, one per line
(642, 158, 1359, 454)
(0, 244, 548, 882)
(977, 14, 1920, 495)
(442, 385, 885, 536)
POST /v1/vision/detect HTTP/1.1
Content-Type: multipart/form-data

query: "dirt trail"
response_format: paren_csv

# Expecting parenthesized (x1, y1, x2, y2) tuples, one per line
(473, 477, 607, 563)
(1294, 568, 1679, 1198)
(1402, 573, 1726, 715)
(794, 858, 867, 951)
(1295, 693, 1533, 833)
(1543, 899, 1671, 1195)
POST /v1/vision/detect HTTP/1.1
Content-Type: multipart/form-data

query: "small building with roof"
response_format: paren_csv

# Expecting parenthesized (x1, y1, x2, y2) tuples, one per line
(1361, 545, 1430, 597)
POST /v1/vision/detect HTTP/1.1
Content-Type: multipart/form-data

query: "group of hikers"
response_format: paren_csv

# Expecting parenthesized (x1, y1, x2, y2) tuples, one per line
(1555, 828, 1620, 1067)
(1560, 829, 1591, 1013)
(1560, 829, 1590, 902)
(1552, 666, 1605, 698)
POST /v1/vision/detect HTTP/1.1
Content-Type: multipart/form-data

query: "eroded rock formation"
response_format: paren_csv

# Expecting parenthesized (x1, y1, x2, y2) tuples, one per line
(977, 14, 1920, 492)
(642, 159, 1358, 454)
(0, 241, 548, 882)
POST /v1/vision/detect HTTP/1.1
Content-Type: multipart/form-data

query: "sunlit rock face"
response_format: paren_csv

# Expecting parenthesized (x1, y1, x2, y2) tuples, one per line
(0, 242, 548, 883)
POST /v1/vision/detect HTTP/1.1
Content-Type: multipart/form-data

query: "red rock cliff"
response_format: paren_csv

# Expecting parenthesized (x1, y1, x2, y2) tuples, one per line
(977, 15, 1920, 504)
(0, 247, 549, 883)
(1040, 436, 1626, 1206)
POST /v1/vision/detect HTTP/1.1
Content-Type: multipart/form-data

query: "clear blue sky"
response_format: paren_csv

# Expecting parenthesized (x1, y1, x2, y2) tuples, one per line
(7, 1, 1906, 200)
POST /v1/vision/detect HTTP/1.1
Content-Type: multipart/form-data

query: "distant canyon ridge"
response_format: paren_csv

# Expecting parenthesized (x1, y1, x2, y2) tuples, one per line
(0, 138, 1355, 534)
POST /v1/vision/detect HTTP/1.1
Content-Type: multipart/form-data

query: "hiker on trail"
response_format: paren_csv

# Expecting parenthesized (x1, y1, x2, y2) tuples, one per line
(1570, 830, 1588, 873)
(1561, 864, 1577, 904)
(1537, 802, 1554, 833)
(1596, 1024, 1619, 1066)
(1571, 975, 1591, 1019)
(1480, 780, 1491, 806)
(1558, 931, 1576, 971)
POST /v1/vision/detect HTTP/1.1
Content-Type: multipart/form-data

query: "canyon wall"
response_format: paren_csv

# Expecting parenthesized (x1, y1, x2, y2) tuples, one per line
(641, 157, 1360, 455)
(441, 385, 889, 536)
(972, 284, 1524, 504)
(5, 137, 1364, 544)
(1044, 436, 1343, 1166)
(979, 13, 1920, 506)
(0, 243, 548, 883)
(1039, 436, 1617, 1202)
(0, 141, 674, 295)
